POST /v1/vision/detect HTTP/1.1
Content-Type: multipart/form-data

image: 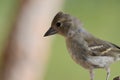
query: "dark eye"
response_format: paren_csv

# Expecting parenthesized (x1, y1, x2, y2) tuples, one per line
(56, 22, 62, 27)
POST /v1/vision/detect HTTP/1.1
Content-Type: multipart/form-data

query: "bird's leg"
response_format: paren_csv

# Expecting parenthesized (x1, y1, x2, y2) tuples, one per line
(105, 67, 110, 80)
(89, 69, 94, 80)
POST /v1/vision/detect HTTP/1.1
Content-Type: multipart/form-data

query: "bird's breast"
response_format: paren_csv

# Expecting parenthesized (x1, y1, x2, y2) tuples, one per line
(66, 39, 93, 69)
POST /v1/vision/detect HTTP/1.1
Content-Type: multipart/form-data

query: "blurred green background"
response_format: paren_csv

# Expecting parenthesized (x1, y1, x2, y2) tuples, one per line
(0, 0, 120, 80)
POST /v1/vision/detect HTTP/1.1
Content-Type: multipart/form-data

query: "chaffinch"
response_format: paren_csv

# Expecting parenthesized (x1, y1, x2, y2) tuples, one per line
(44, 12, 120, 80)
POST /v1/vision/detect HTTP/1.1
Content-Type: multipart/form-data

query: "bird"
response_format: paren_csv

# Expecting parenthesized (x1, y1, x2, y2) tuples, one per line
(44, 12, 120, 80)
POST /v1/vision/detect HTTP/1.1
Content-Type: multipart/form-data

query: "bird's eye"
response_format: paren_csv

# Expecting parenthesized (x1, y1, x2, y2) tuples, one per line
(56, 22, 62, 27)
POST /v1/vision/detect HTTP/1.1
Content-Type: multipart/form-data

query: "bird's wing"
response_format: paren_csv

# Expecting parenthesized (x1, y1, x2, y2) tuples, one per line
(86, 38, 120, 57)
(109, 42, 120, 49)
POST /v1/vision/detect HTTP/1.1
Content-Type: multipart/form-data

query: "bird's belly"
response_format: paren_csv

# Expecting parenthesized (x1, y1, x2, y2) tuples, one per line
(70, 52, 114, 69)
(69, 52, 91, 69)
(67, 47, 93, 69)
(87, 56, 114, 68)
(67, 45, 114, 69)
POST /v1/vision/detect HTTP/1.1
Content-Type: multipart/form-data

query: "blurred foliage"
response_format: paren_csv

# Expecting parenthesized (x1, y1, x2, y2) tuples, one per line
(45, 0, 120, 80)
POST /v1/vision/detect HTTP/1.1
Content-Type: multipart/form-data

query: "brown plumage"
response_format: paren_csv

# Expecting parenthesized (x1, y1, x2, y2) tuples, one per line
(44, 12, 120, 80)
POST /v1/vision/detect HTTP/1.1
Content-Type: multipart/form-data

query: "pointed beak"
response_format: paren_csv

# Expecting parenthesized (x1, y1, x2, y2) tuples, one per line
(44, 27, 57, 37)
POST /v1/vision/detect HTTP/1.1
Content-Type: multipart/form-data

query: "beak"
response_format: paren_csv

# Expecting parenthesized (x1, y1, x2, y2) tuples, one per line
(44, 27, 57, 37)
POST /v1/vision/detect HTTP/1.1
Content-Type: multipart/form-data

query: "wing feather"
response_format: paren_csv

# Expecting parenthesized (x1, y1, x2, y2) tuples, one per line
(85, 38, 120, 56)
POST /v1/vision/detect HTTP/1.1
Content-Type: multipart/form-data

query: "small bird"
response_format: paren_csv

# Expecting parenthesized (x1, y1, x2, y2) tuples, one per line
(44, 12, 120, 80)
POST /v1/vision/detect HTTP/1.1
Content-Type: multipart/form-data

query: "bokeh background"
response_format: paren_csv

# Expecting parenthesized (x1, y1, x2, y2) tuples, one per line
(0, 0, 120, 80)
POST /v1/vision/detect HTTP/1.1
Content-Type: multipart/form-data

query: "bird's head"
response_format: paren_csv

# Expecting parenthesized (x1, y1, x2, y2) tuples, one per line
(44, 12, 83, 37)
